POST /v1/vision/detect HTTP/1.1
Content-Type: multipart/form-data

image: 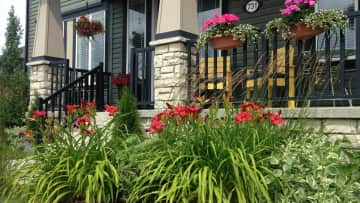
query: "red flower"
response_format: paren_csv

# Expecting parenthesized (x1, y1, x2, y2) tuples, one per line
(86, 101, 96, 108)
(66, 105, 80, 114)
(241, 102, 264, 112)
(105, 105, 119, 116)
(76, 117, 91, 125)
(147, 119, 165, 133)
(112, 73, 130, 86)
(235, 112, 252, 124)
(32, 110, 46, 119)
(269, 111, 285, 126)
(186, 103, 203, 116)
(173, 105, 187, 117)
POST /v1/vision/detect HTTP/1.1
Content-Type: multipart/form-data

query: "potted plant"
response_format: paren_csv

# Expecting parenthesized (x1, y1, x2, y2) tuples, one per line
(265, 0, 348, 40)
(75, 15, 105, 39)
(197, 13, 259, 50)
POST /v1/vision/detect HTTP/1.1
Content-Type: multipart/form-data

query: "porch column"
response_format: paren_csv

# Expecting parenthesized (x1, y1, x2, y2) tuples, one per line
(150, 0, 198, 110)
(27, 0, 65, 106)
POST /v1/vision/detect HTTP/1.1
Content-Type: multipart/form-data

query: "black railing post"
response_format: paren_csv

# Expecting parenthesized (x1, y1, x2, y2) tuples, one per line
(64, 59, 70, 86)
(356, 15, 360, 96)
(325, 31, 331, 95)
(146, 47, 153, 105)
(271, 29, 278, 104)
(285, 40, 291, 105)
(339, 30, 346, 97)
(222, 50, 228, 92)
(36, 97, 44, 144)
(96, 63, 105, 110)
(295, 40, 303, 102)
(130, 48, 136, 95)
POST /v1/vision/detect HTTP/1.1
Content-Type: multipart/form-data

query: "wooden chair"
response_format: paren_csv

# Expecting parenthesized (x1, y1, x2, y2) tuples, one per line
(246, 46, 296, 108)
(199, 56, 232, 95)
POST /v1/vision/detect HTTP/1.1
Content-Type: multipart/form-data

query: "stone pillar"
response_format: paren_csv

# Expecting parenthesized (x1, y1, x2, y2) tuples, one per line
(151, 0, 198, 110)
(151, 38, 197, 109)
(27, 0, 65, 106)
(27, 60, 52, 104)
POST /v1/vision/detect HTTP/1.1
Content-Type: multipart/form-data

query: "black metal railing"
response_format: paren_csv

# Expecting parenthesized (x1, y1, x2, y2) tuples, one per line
(130, 47, 154, 109)
(49, 59, 91, 94)
(38, 63, 111, 119)
(193, 14, 360, 108)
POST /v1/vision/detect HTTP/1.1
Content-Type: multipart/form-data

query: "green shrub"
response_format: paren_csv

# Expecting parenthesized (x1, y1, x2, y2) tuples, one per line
(267, 131, 360, 203)
(112, 86, 143, 136)
(2, 103, 120, 203)
(0, 71, 29, 127)
(0, 127, 28, 194)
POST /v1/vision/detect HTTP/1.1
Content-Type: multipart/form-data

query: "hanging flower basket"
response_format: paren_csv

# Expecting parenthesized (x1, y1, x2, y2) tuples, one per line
(288, 23, 324, 40)
(264, 1, 348, 41)
(75, 16, 105, 39)
(209, 35, 245, 50)
(197, 13, 259, 49)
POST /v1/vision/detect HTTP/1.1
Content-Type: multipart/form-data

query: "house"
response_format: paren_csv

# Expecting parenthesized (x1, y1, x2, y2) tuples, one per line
(24, 0, 360, 142)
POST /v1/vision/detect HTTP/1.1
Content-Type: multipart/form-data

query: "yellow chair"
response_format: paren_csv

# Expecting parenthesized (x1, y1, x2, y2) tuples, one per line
(199, 56, 232, 94)
(246, 46, 296, 108)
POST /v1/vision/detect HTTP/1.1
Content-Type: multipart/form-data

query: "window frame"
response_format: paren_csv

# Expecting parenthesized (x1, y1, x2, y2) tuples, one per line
(63, 8, 107, 71)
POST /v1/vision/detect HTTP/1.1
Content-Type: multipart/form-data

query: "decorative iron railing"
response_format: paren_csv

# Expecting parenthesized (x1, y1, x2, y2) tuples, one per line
(193, 14, 360, 107)
(49, 59, 91, 94)
(38, 63, 111, 119)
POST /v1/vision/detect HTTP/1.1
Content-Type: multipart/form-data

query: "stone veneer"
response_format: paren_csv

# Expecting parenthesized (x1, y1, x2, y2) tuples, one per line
(150, 37, 196, 110)
(277, 107, 360, 148)
(27, 60, 54, 105)
(95, 108, 360, 149)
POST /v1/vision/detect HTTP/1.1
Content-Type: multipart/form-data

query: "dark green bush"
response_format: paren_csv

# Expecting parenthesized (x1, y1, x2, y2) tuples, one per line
(0, 71, 29, 127)
(112, 86, 143, 136)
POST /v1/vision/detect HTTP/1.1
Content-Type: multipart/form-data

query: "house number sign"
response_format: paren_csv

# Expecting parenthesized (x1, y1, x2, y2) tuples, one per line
(244, 0, 261, 13)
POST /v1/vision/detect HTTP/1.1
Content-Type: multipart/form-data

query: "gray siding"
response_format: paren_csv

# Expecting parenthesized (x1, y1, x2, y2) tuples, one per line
(229, 0, 283, 29)
(110, 1, 126, 103)
(28, 0, 39, 61)
(111, 1, 125, 73)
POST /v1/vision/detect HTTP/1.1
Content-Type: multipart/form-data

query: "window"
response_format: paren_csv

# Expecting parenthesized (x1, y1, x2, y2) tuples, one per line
(64, 10, 106, 70)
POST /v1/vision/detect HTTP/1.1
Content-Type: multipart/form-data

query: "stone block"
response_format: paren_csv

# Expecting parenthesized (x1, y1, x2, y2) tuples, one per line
(169, 43, 186, 52)
(162, 52, 175, 60)
(323, 119, 357, 134)
(344, 134, 360, 148)
(154, 58, 163, 68)
(160, 66, 174, 74)
(327, 134, 345, 143)
(155, 45, 169, 55)
(301, 119, 323, 131)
